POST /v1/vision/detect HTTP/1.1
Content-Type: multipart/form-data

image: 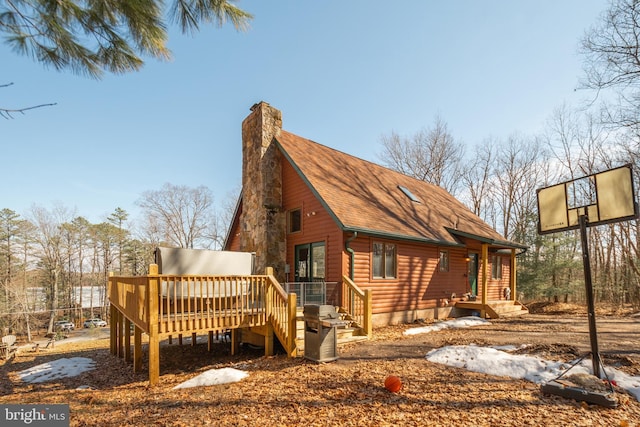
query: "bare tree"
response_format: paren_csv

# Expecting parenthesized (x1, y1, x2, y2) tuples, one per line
(379, 116, 465, 195)
(580, 0, 640, 130)
(492, 134, 547, 241)
(29, 204, 73, 334)
(460, 139, 497, 219)
(137, 183, 216, 249)
(0, 209, 23, 332)
(108, 208, 129, 274)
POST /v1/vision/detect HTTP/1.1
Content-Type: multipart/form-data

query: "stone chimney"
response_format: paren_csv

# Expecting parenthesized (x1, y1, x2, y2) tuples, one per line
(239, 102, 286, 280)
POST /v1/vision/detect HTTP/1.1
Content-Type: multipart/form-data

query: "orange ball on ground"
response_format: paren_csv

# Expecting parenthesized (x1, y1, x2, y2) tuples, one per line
(384, 375, 402, 393)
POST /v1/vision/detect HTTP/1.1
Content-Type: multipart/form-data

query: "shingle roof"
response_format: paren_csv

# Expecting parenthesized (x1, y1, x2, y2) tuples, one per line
(275, 130, 525, 249)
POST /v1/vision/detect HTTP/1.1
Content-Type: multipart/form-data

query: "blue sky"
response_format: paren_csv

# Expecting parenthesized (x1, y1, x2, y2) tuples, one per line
(2, 0, 607, 225)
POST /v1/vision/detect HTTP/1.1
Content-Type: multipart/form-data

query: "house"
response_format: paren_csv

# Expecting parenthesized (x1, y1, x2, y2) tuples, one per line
(224, 102, 528, 326)
(107, 102, 528, 385)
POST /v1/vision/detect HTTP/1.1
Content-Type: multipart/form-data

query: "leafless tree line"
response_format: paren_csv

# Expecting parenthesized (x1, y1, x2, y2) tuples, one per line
(0, 183, 230, 339)
(378, 0, 640, 309)
(379, 106, 640, 308)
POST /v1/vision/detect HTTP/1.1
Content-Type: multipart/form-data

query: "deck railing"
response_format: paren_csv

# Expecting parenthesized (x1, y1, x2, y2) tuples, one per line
(285, 281, 333, 307)
(108, 274, 152, 333)
(341, 275, 372, 338)
(108, 266, 297, 348)
(108, 267, 371, 385)
(266, 272, 297, 356)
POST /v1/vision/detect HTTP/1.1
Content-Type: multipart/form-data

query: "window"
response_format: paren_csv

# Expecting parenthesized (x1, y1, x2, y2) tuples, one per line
(439, 250, 449, 272)
(491, 255, 502, 280)
(373, 242, 396, 279)
(289, 209, 301, 233)
(398, 185, 421, 203)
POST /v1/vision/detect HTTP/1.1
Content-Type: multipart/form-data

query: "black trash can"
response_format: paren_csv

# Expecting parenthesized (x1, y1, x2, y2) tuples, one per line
(303, 305, 346, 362)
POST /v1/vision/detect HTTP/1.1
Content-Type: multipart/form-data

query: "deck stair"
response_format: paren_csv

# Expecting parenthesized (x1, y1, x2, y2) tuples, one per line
(294, 308, 368, 355)
(484, 300, 529, 319)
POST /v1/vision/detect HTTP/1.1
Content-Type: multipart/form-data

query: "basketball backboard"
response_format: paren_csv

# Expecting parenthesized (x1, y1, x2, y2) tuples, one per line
(537, 164, 638, 234)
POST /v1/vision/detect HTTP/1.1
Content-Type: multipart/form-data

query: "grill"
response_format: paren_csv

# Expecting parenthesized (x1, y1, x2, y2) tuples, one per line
(303, 305, 348, 362)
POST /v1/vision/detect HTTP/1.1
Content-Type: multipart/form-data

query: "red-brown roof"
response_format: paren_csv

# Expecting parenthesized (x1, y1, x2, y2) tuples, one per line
(275, 130, 524, 248)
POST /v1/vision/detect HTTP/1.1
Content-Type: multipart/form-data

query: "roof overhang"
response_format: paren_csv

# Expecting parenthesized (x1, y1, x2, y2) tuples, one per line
(343, 226, 465, 247)
(445, 227, 528, 250)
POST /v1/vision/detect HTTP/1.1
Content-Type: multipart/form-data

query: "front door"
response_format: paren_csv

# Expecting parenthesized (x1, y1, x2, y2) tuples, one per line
(294, 242, 325, 304)
(294, 242, 325, 282)
(468, 252, 479, 296)
(295, 245, 310, 282)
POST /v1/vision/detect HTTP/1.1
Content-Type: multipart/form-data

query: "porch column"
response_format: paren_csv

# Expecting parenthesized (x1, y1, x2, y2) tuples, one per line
(510, 248, 516, 302)
(481, 244, 488, 318)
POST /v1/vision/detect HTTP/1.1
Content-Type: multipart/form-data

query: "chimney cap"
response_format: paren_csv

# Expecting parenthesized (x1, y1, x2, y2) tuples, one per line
(250, 101, 269, 112)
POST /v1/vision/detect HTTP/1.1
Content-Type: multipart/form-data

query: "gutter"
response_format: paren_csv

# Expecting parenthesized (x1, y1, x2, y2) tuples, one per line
(345, 232, 358, 280)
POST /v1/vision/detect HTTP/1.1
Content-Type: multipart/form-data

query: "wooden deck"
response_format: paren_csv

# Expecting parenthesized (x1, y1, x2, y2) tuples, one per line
(108, 265, 372, 386)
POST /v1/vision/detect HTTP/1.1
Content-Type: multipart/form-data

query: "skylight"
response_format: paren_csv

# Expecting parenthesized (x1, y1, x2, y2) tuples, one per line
(398, 185, 421, 203)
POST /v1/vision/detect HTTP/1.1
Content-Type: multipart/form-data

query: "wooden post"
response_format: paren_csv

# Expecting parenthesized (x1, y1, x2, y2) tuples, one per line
(363, 289, 373, 338)
(510, 248, 516, 302)
(109, 304, 118, 356)
(148, 264, 160, 386)
(208, 331, 214, 352)
(124, 317, 132, 363)
(481, 244, 489, 318)
(287, 293, 297, 357)
(230, 329, 239, 355)
(133, 326, 142, 373)
(264, 323, 275, 356)
(116, 310, 124, 358)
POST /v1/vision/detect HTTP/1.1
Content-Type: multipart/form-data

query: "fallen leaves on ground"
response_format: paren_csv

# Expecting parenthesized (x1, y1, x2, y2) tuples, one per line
(1, 313, 639, 426)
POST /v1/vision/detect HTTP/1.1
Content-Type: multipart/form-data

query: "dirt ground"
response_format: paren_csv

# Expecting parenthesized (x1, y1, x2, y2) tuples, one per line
(1, 303, 639, 426)
(340, 303, 640, 373)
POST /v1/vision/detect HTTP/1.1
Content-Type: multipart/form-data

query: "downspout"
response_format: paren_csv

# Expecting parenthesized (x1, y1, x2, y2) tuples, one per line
(345, 232, 358, 280)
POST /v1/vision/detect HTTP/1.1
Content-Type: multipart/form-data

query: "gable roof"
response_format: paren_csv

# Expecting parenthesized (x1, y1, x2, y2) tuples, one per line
(274, 130, 525, 249)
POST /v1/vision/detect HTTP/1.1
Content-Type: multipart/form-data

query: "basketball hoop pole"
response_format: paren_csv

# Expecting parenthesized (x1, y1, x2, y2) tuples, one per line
(579, 213, 602, 378)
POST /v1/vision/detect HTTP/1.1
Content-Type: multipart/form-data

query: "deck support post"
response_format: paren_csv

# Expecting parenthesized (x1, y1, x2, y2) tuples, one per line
(208, 331, 214, 352)
(124, 317, 132, 363)
(148, 264, 160, 386)
(230, 329, 239, 355)
(264, 323, 275, 356)
(109, 304, 118, 356)
(117, 310, 125, 358)
(133, 326, 142, 373)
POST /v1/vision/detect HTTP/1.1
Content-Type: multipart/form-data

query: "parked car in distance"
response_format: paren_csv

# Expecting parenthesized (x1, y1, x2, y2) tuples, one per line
(83, 318, 107, 328)
(55, 320, 75, 330)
